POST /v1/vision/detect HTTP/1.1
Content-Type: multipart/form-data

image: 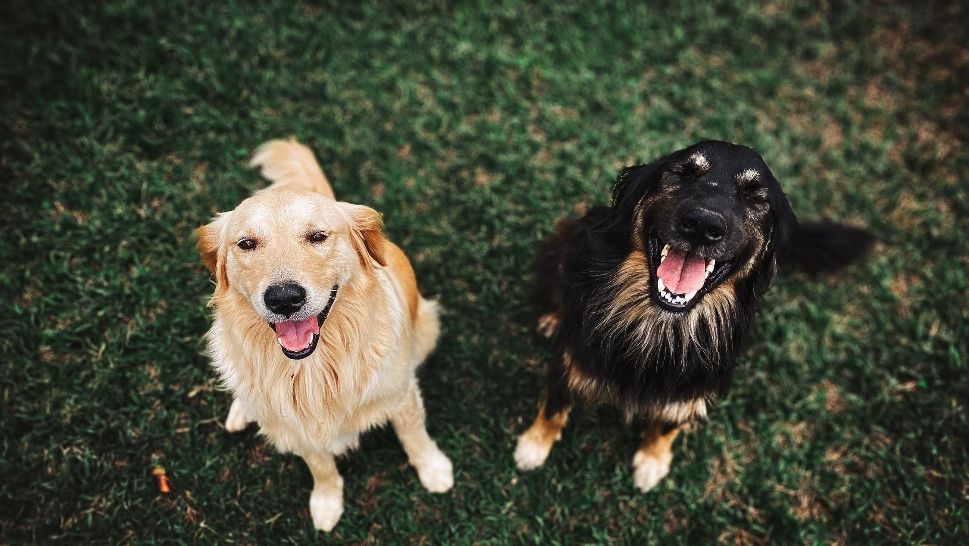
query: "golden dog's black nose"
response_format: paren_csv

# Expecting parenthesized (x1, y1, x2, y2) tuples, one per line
(264, 282, 307, 317)
(678, 208, 726, 245)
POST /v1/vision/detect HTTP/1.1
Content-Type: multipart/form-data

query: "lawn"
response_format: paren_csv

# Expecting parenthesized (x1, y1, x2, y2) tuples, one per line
(1, 0, 966, 544)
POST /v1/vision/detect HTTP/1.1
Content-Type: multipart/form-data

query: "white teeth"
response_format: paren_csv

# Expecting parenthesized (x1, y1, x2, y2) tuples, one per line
(657, 283, 699, 306)
(661, 244, 670, 260)
(277, 337, 284, 346)
(706, 259, 715, 273)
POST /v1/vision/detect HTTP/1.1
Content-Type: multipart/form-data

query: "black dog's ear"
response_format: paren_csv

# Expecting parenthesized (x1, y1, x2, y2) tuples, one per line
(745, 176, 798, 297)
(610, 159, 668, 221)
(766, 182, 798, 258)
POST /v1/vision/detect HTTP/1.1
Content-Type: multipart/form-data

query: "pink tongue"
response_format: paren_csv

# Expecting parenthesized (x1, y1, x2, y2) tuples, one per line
(275, 317, 319, 352)
(656, 248, 707, 295)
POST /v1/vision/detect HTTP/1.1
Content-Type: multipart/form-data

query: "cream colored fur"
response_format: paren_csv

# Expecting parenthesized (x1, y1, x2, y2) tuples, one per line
(199, 139, 451, 532)
(250, 138, 336, 198)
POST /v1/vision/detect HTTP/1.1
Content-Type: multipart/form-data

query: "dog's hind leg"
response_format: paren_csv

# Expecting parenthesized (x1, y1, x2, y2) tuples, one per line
(411, 297, 441, 367)
(514, 354, 573, 470)
(632, 420, 683, 492)
(302, 452, 344, 532)
(224, 398, 254, 433)
(391, 380, 454, 493)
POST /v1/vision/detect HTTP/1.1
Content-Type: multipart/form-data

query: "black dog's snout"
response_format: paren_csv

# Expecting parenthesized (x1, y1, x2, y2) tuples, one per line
(264, 282, 306, 317)
(678, 208, 726, 246)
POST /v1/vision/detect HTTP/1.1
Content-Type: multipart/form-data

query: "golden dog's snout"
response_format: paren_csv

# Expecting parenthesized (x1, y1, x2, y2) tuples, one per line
(263, 282, 306, 317)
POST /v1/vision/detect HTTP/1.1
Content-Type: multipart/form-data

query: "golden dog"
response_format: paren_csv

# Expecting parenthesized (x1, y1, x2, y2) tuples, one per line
(197, 139, 452, 531)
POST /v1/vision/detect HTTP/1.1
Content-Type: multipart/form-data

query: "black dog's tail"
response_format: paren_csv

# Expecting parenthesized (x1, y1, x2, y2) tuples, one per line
(780, 221, 875, 274)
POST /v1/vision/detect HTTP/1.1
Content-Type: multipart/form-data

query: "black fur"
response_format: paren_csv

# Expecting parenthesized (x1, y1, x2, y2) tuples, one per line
(534, 140, 873, 423)
(781, 221, 876, 274)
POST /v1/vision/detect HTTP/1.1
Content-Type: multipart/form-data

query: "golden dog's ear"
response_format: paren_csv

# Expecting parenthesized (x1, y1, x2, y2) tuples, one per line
(196, 213, 231, 299)
(342, 203, 387, 269)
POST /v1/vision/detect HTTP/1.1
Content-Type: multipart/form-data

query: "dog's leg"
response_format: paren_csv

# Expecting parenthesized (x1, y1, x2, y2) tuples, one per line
(632, 420, 682, 492)
(224, 398, 253, 432)
(536, 312, 560, 338)
(303, 452, 344, 532)
(514, 355, 572, 470)
(390, 381, 454, 493)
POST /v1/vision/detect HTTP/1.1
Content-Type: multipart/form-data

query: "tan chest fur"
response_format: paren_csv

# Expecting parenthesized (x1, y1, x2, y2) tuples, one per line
(207, 269, 417, 456)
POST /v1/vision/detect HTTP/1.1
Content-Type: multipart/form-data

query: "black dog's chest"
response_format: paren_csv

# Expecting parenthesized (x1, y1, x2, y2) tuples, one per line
(567, 336, 736, 412)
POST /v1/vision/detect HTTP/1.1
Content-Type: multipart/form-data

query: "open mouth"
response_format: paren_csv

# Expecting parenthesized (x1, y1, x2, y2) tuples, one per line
(269, 285, 338, 360)
(650, 237, 732, 312)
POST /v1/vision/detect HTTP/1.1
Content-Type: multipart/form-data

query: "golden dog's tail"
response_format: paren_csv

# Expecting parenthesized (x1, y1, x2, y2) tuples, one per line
(250, 139, 336, 199)
(412, 297, 441, 367)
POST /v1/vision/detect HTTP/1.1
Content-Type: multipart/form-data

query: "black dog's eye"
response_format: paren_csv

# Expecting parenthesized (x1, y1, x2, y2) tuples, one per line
(237, 238, 257, 250)
(307, 231, 328, 243)
(743, 183, 769, 202)
(736, 169, 767, 202)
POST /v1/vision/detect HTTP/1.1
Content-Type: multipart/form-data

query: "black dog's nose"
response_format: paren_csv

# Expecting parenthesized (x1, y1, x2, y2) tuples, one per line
(678, 208, 726, 246)
(264, 282, 306, 317)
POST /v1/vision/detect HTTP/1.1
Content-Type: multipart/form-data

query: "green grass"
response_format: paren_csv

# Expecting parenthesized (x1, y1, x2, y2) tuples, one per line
(2, 0, 967, 543)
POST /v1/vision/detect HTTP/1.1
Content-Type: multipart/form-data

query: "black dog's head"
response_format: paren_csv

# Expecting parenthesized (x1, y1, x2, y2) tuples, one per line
(610, 140, 797, 312)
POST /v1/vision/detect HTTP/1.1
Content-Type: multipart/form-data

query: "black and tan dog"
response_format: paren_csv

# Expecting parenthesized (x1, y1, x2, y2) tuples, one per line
(514, 140, 872, 491)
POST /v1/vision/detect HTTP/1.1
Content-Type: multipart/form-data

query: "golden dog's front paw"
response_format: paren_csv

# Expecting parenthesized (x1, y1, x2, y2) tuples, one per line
(309, 489, 344, 532)
(415, 447, 454, 493)
(632, 450, 672, 492)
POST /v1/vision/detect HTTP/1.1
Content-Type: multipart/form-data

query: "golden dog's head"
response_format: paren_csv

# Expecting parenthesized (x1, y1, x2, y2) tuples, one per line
(198, 189, 386, 359)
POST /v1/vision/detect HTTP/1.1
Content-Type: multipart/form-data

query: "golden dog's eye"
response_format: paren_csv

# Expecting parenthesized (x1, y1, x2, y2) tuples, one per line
(237, 238, 257, 250)
(308, 231, 328, 243)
